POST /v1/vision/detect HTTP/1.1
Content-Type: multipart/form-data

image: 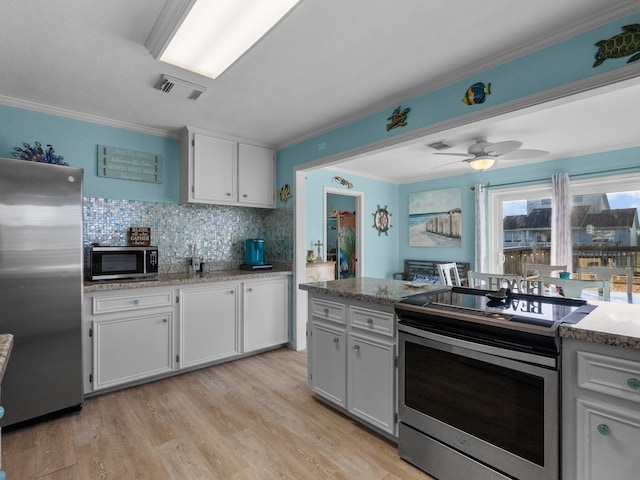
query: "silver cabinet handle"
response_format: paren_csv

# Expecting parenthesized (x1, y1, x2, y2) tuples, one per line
(243, 193, 248, 198)
(247, 287, 253, 292)
(229, 290, 235, 294)
(597, 424, 611, 436)
(226, 192, 232, 197)
(133, 299, 140, 305)
(323, 307, 329, 316)
(628, 378, 640, 390)
(162, 318, 168, 324)
(333, 337, 339, 344)
(366, 318, 373, 325)
(353, 344, 360, 351)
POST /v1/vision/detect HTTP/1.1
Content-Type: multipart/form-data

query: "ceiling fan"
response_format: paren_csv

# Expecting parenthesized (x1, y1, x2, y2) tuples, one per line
(433, 139, 549, 171)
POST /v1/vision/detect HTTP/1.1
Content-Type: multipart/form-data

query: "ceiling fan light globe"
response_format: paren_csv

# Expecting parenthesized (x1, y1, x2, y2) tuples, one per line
(468, 157, 495, 171)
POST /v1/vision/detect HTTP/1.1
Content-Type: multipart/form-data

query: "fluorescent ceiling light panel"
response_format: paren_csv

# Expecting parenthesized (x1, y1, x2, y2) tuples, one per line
(158, 0, 301, 79)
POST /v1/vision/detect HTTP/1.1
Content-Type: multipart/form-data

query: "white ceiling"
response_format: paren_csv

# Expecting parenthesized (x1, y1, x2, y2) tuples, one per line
(1, 0, 639, 182)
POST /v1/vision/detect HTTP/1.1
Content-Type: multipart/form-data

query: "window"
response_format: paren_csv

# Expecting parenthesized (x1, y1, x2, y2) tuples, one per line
(488, 173, 640, 274)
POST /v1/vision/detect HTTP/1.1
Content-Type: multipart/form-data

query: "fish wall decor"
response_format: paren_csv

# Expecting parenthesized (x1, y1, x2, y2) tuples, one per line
(462, 82, 491, 105)
(386, 105, 410, 131)
(333, 176, 353, 189)
(593, 24, 640, 67)
(278, 184, 293, 203)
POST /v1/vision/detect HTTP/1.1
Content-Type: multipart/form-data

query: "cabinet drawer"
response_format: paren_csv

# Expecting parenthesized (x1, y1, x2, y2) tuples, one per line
(93, 290, 174, 315)
(577, 350, 640, 403)
(310, 298, 346, 325)
(349, 306, 395, 337)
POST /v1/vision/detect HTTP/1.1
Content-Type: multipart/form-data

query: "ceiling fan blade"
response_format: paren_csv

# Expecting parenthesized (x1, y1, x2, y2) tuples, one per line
(433, 152, 472, 157)
(500, 149, 549, 160)
(484, 140, 522, 156)
(433, 159, 467, 169)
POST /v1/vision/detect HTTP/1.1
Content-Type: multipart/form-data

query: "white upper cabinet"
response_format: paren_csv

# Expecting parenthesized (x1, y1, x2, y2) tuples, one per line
(238, 143, 275, 208)
(193, 134, 237, 203)
(180, 127, 275, 208)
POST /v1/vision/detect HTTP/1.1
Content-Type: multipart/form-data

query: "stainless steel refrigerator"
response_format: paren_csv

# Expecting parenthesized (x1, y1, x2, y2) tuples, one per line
(0, 157, 84, 427)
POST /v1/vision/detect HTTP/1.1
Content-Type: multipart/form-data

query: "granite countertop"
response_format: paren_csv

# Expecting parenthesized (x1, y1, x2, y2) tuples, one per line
(300, 277, 640, 350)
(299, 277, 446, 306)
(560, 302, 640, 351)
(0, 334, 14, 384)
(85, 267, 293, 292)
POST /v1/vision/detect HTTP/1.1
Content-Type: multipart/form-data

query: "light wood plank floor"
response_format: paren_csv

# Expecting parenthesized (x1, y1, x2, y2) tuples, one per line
(2, 348, 432, 479)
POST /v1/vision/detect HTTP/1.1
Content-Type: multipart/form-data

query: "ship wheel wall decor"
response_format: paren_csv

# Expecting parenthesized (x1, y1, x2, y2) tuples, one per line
(372, 205, 392, 235)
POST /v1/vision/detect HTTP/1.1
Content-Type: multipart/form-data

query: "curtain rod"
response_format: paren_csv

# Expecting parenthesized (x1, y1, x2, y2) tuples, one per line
(470, 164, 640, 191)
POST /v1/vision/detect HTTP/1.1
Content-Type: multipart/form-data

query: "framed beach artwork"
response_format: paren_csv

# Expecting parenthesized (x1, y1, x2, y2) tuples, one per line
(409, 187, 462, 247)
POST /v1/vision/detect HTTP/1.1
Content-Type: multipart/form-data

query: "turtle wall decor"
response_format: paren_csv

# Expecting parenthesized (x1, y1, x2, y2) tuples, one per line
(593, 24, 640, 67)
(386, 105, 410, 131)
(372, 205, 392, 236)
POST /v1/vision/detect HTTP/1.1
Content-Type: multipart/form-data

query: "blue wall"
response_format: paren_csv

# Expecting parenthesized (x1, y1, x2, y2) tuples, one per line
(305, 168, 399, 278)
(276, 13, 640, 197)
(0, 104, 293, 266)
(0, 104, 179, 203)
(276, 13, 640, 274)
(397, 147, 640, 267)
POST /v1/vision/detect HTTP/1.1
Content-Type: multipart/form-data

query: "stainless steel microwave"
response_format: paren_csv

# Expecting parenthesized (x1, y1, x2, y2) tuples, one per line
(89, 246, 159, 281)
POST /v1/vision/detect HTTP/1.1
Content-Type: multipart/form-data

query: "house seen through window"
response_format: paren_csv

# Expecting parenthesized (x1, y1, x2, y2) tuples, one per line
(489, 174, 640, 280)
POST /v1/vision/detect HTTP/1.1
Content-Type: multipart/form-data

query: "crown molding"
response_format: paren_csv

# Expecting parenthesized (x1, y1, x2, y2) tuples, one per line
(0, 95, 178, 139)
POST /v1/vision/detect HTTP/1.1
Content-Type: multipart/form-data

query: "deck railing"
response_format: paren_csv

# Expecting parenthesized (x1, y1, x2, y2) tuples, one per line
(503, 246, 640, 276)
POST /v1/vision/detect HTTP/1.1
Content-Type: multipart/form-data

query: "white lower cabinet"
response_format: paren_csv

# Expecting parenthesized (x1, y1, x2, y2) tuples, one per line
(84, 275, 290, 395)
(179, 282, 240, 369)
(310, 321, 346, 407)
(84, 287, 176, 393)
(575, 398, 640, 479)
(243, 277, 289, 353)
(308, 295, 397, 437)
(93, 313, 174, 390)
(348, 331, 395, 433)
(562, 339, 640, 480)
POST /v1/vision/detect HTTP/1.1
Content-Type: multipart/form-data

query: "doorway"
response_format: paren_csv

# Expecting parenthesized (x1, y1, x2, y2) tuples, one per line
(324, 188, 363, 280)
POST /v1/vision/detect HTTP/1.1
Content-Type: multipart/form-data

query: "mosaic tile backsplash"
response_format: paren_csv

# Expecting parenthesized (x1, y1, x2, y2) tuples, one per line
(84, 198, 294, 272)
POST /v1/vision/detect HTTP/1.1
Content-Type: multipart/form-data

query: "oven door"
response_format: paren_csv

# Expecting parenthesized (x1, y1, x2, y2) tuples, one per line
(398, 327, 559, 480)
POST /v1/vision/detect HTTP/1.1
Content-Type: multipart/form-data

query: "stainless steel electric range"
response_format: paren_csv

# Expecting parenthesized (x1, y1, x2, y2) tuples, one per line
(394, 286, 595, 480)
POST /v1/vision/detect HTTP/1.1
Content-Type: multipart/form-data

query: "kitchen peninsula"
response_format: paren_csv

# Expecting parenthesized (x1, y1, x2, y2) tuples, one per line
(301, 277, 640, 479)
(300, 277, 443, 439)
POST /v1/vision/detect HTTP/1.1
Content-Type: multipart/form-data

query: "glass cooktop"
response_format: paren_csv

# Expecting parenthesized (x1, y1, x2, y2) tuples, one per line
(397, 286, 592, 326)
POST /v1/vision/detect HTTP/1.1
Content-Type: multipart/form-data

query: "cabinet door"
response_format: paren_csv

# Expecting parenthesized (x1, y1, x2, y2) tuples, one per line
(576, 398, 640, 479)
(180, 284, 239, 368)
(93, 313, 174, 390)
(309, 322, 346, 407)
(244, 278, 288, 353)
(193, 134, 237, 204)
(238, 143, 274, 208)
(348, 332, 396, 434)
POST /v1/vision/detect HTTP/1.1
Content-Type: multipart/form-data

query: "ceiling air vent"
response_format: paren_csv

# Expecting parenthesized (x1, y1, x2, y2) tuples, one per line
(153, 75, 206, 100)
(427, 141, 452, 151)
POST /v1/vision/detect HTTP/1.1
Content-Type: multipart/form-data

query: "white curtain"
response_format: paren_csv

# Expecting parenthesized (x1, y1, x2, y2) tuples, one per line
(551, 172, 572, 270)
(474, 184, 486, 273)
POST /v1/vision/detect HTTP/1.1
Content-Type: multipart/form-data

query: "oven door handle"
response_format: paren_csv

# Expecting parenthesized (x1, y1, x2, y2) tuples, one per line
(398, 323, 557, 369)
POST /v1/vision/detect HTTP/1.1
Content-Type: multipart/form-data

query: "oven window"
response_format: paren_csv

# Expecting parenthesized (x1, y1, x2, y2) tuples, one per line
(405, 341, 545, 466)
